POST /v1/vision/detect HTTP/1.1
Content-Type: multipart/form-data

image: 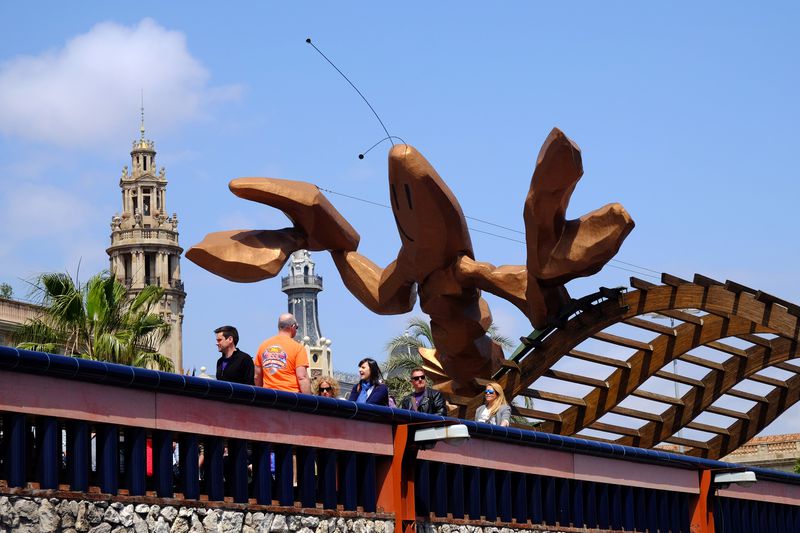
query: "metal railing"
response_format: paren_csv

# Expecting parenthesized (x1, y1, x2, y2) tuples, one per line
(1, 346, 800, 532)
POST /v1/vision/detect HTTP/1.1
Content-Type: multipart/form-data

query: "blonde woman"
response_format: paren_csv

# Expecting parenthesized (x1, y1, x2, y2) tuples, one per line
(312, 375, 340, 399)
(475, 382, 511, 427)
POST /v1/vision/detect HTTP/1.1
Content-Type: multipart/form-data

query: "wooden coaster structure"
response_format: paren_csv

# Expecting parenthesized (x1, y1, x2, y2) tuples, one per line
(450, 272, 800, 460)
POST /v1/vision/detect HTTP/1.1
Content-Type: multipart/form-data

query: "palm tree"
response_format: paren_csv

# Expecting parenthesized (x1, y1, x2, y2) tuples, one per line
(383, 316, 515, 399)
(14, 270, 174, 371)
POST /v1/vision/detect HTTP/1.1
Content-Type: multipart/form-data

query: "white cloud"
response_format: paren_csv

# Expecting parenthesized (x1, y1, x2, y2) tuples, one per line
(0, 18, 241, 147)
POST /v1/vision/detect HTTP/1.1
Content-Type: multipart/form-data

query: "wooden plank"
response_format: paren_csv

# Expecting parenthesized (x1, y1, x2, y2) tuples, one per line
(499, 359, 521, 371)
(656, 370, 705, 389)
(664, 436, 709, 450)
(545, 369, 609, 389)
(726, 389, 769, 403)
(589, 421, 641, 438)
(658, 309, 704, 326)
(623, 317, 678, 337)
(630, 277, 657, 290)
(724, 279, 758, 296)
(568, 349, 631, 369)
(512, 406, 562, 423)
(738, 334, 773, 348)
(748, 373, 788, 389)
(775, 361, 800, 374)
(678, 353, 725, 371)
(592, 331, 653, 352)
(610, 406, 663, 423)
(693, 274, 724, 287)
(706, 341, 748, 358)
(519, 389, 587, 407)
(686, 421, 730, 436)
(755, 290, 800, 316)
(706, 405, 750, 420)
(631, 389, 684, 406)
(661, 273, 691, 287)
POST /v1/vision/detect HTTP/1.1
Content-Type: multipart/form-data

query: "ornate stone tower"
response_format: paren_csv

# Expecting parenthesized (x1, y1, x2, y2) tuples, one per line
(281, 250, 332, 378)
(107, 111, 185, 372)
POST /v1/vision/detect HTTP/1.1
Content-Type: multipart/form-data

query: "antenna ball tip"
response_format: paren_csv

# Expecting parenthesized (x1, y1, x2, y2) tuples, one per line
(305, 38, 312, 43)
(358, 154, 365, 160)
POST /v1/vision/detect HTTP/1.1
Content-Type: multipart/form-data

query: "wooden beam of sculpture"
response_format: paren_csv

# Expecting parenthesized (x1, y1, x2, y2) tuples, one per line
(187, 129, 634, 393)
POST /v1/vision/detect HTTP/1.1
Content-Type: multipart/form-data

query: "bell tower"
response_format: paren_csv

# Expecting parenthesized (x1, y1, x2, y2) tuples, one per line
(281, 250, 332, 378)
(107, 107, 186, 371)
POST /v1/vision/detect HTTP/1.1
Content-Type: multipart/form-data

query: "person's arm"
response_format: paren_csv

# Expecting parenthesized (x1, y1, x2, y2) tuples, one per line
(253, 353, 263, 387)
(499, 405, 511, 427)
(431, 390, 447, 416)
(296, 365, 311, 394)
(242, 354, 255, 385)
(368, 384, 389, 406)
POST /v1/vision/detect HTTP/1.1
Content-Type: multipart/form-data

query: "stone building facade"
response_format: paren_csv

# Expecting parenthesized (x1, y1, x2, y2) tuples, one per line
(106, 117, 185, 372)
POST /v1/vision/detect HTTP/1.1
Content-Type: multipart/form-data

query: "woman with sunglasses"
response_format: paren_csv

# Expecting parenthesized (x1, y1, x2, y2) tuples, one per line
(475, 382, 511, 427)
(313, 375, 340, 398)
(347, 357, 389, 406)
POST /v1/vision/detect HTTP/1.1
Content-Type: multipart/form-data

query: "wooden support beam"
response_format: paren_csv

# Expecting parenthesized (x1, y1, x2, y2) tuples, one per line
(545, 369, 609, 389)
(775, 361, 800, 373)
(593, 331, 653, 352)
(706, 341, 748, 358)
(568, 349, 631, 369)
(664, 435, 709, 450)
(631, 389, 684, 406)
(589, 421, 641, 438)
(738, 333, 773, 348)
(693, 274, 724, 287)
(724, 279, 758, 296)
(755, 290, 800, 317)
(748, 373, 788, 389)
(629, 277, 657, 290)
(661, 273, 691, 287)
(658, 309, 704, 326)
(656, 370, 705, 389)
(623, 317, 678, 336)
(686, 421, 730, 436)
(706, 405, 750, 420)
(726, 388, 769, 403)
(512, 406, 562, 423)
(678, 353, 725, 371)
(610, 406, 663, 423)
(519, 389, 587, 407)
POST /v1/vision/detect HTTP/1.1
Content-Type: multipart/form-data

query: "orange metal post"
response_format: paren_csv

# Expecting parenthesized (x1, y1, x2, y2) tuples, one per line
(389, 424, 418, 533)
(689, 469, 715, 533)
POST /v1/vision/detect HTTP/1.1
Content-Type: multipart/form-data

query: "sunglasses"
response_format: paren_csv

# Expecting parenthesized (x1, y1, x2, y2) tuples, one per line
(319, 386, 332, 392)
(411, 376, 426, 382)
(485, 389, 496, 395)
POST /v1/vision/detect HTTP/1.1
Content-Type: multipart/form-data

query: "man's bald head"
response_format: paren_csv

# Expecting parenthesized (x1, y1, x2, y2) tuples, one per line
(278, 313, 299, 334)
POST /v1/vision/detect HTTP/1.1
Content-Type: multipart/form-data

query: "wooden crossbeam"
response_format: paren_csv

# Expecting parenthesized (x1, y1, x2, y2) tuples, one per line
(664, 435, 709, 450)
(678, 353, 725, 371)
(724, 279, 758, 296)
(693, 274, 724, 287)
(776, 361, 800, 373)
(656, 369, 705, 389)
(519, 389, 586, 407)
(611, 406, 663, 423)
(748, 373, 788, 389)
(726, 389, 769, 403)
(545, 368, 609, 389)
(589, 421, 641, 438)
(658, 309, 704, 326)
(568, 349, 631, 369)
(624, 317, 678, 337)
(707, 405, 750, 420)
(755, 290, 800, 317)
(512, 406, 562, 423)
(630, 277, 657, 290)
(738, 333, 773, 348)
(686, 421, 730, 436)
(631, 389, 684, 406)
(593, 331, 653, 352)
(706, 341, 748, 358)
(662, 273, 691, 287)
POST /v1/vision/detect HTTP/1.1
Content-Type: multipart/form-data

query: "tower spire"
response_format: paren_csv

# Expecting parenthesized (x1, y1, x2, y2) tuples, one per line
(140, 90, 145, 141)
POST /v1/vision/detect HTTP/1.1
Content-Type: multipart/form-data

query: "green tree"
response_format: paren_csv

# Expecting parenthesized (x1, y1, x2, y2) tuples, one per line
(383, 316, 515, 400)
(0, 282, 13, 299)
(14, 270, 174, 371)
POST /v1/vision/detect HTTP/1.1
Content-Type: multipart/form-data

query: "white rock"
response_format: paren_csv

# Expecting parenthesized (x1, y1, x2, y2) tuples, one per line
(171, 517, 190, 533)
(38, 499, 60, 532)
(270, 514, 288, 533)
(88, 524, 112, 533)
(221, 511, 244, 533)
(161, 506, 179, 522)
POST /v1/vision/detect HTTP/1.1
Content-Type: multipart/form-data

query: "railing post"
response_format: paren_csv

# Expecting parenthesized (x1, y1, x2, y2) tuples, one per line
(228, 438, 249, 504)
(6, 413, 27, 488)
(204, 436, 225, 501)
(387, 424, 417, 533)
(318, 449, 337, 510)
(252, 442, 272, 505)
(179, 434, 200, 500)
(66, 420, 89, 492)
(690, 469, 715, 533)
(96, 424, 119, 495)
(124, 427, 147, 496)
(274, 444, 294, 507)
(36, 416, 60, 490)
(152, 430, 173, 498)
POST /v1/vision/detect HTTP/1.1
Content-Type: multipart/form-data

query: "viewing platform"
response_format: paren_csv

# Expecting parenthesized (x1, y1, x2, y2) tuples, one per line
(1, 345, 799, 533)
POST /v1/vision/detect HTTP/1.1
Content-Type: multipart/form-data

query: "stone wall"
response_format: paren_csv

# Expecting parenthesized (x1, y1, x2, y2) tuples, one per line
(0, 496, 574, 533)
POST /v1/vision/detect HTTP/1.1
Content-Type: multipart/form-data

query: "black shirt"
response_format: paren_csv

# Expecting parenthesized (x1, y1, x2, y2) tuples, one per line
(215, 349, 254, 385)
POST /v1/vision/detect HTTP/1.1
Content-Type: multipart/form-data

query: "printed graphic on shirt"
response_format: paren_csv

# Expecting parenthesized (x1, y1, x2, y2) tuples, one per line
(262, 345, 288, 375)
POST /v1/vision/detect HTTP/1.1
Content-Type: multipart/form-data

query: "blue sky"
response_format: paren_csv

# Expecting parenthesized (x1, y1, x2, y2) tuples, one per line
(1, 3, 798, 437)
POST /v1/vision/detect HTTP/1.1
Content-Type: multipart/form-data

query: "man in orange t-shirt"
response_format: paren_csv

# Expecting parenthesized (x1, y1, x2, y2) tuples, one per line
(254, 313, 311, 394)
